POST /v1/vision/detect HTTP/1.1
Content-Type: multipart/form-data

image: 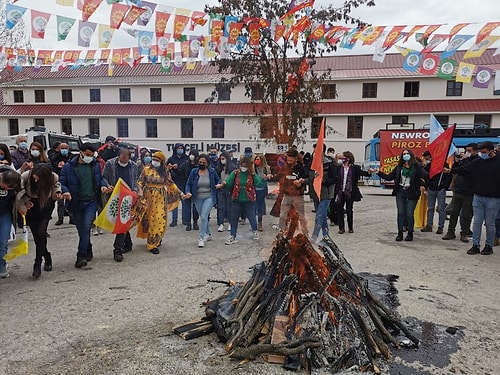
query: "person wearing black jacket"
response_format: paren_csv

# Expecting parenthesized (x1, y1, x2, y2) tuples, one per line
(420, 150, 452, 234)
(445, 141, 500, 255)
(50, 143, 74, 225)
(442, 143, 478, 242)
(167, 143, 189, 227)
(376, 148, 428, 241)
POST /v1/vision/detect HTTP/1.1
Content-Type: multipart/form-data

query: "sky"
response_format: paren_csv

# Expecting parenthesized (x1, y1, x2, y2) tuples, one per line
(7, 0, 500, 53)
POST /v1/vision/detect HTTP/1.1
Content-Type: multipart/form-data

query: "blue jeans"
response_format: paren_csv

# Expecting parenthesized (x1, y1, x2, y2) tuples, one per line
(72, 200, 98, 259)
(0, 212, 13, 268)
(217, 188, 232, 226)
(194, 196, 214, 239)
(472, 195, 500, 247)
(171, 206, 178, 224)
(312, 199, 330, 240)
(255, 187, 267, 223)
(426, 188, 447, 229)
(229, 200, 257, 238)
(395, 189, 418, 232)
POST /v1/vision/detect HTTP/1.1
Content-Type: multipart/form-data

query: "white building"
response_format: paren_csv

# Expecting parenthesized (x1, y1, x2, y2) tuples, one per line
(1, 49, 499, 161)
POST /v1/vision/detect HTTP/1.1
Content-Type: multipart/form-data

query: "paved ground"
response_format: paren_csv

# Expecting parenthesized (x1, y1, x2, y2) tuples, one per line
(1, 186, 499, 375)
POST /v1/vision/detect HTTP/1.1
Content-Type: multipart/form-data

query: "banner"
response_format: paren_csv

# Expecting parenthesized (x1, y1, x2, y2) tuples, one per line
(456, 62, 475, 83)
(437, 58, 457, 80)
(419, 53, 439, 75)
(473, 66, 494, 89)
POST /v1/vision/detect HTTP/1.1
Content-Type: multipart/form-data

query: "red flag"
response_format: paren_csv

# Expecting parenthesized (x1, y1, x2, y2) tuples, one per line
(427, 124, 455, 178)
(311, 118, 325, 198)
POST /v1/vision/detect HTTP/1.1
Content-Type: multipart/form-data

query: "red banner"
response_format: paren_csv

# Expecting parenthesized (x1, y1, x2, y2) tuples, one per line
(379, 129, 430, 174)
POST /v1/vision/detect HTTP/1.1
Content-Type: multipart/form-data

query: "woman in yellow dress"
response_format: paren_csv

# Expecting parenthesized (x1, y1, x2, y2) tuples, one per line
(136, 151, 181, 254)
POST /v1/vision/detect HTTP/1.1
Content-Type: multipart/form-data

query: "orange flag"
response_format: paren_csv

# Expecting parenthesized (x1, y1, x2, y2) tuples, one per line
(311, 118, 325, 199)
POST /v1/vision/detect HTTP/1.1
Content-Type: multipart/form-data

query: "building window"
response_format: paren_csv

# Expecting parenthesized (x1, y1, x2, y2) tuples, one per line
(146, 119, 158, 138)
(117, 118, 129, 137)
(362, 83, 378, 98)
(181, 118, 194, 138)
(89, 88, 101, 102)
(494, 88, 500, 95)
(183, 87, 196, 101)
(61, 89, 73, 102)
(13, 90, 24, 103)
(61, 118, 72, 135)
(119, 88, 131, 102)
(34, 118, 45, 127)
(446, 81, 463, 96)
(347, 116, 363, 138)
(150, 88, 162, 102)
(251, 84, 264, 101)
(434, 115, 449, 125)
(8, 119, 19, 135)
(311, 117, 325, 138)
(321, 84, 337, 100)
(260, 117, 275, 138)
(473, 114, 492, 128)
(34, 90, 45, 103)
(211, 118, 225, 138)
(391, 115, 409, 125)
(404, 81, 420, 97)
(88, 118, 100, 136)
(216, 84, 231, 101)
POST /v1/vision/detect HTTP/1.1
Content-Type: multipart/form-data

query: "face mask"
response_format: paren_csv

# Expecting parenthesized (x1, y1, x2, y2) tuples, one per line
(60, 149, 69, 156)
(342, 158, 348, 164)
(478, 152, 490, 160)
(199, 164, 207, 170)
(31, 150, 41, 158)
(143, 156, 152, 164)
(118, 161, 128, 167)
(254, 159, 261, 166)
(176, 149, 184, 156)
(245, 153, 252, 158)
(151, 160, 161, 168)
(82, 155, 94, 164)
(424, 159, 431, 165)
(402, 154, 411, 162)
(465, 152, 471, 158)
(240, 166, 248, 172)
(209, 153, 217, 160)
(189, 155, 195, 161)
(220, 158, 227, 165)
(0, 155, 4, 160)
(18, 142, 28, 150)
(337, 159, 343, 165)
(130, 153, 135, 159)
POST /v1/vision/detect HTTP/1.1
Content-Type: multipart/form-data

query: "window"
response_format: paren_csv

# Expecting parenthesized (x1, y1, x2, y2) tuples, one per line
(347, 116, 363, 138)
(391, 115, 409, 125)
(473, 114, 492, 128)
(117, 118, 129, 137)
(146, 119, 158, 138)
(181, 118, 194, 138)
(321, 84, 337, 100)
(89, 88, 101, 102)
(494, 88, 500, 95)
(362, 83, 378, 98)
(61, 89, 73, 102)
(211, 118, 225, 138)
(150, 88, 162, 102)
(13, 90, 24, 103)
(183, 87, 196, 101)
(216, 85, 231, 101)
(446, 81, 463, 96)
(34, 90, 45, 103)
(434, 115, 449, 125)
(260, 117, 275, 138)
(61, 118, 72, 135)
(88, 118, 100, 136)
(311, 117, 325, 138)
(119, 88, 131, 102)
(8, 119, 19, 135)
(34, 118, 45, 127)
(251, 84, 264, 101)
(404, 81, 420, 97)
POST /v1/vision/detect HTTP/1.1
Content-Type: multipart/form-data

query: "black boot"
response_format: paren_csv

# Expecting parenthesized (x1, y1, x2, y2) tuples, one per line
(405, 232, 414, 241)
(32, 260, 42, 277)
(395, 231, 404, 241)
(44, 252, 52, 272)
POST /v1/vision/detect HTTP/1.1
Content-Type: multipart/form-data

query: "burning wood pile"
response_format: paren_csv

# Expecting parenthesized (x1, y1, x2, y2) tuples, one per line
(176, 228, 419, 374)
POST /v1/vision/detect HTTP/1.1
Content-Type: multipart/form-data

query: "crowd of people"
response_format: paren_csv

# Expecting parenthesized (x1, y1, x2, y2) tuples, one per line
(1, 135, 499, 280)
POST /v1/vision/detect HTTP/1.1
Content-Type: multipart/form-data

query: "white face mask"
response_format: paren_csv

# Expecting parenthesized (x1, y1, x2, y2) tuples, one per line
(189, 154, 195, 161)
(82, 155, 94, 164)
(337, 159, 343, 165)
(151, 160, 161, 168)
(220, 159, 227, 165)
(118, 161, 128, 167)
(30, 150, 40, 158)
(240, 166, 248, 172)
(465, 152, 471, 158)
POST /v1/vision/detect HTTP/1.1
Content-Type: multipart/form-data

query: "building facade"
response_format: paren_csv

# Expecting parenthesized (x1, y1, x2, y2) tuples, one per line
(1, 49, 499, 161)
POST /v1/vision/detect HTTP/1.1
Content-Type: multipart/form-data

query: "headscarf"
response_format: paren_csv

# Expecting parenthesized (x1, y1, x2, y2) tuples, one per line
(153, 151, 166, 163)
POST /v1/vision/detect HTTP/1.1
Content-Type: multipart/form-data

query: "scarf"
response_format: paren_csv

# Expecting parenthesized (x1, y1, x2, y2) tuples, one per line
(340, 165, 353, 200)
(401, 165, 414, 178)
(231, 170, 256, 201)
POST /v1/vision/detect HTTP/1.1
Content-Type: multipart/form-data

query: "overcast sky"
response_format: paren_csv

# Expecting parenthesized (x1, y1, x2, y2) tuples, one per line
(12, 0, 500, 52)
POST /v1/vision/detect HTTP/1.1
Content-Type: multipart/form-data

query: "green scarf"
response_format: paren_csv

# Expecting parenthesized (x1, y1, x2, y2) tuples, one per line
(401, 164, 414, 178)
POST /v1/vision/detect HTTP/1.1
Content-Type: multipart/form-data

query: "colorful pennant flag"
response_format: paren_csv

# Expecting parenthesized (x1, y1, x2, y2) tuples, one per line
(98, 24, 114, 48)
(402, 51, 421, 72)
(5, 4, 27, 30)
(382, 26, 406, 49)
(138, 31, 153, 55)
(475, 22, 500, 43)
(110, 3, 129, 29)
(160, 54, 172, 73)
(421, 24, 441, 41)
(137, 1, 156, 26)
(57, 16, 76, 41)
(122, 5, 146, 26)
(449, 23, 470, 41)
(173, 8, 191, 40)
(437, 59, 457, 80)
(78, 21, 97, 47)
(155, 11, 171, 37)
(419, 53, 439, 75)
(190, 11, 207, 30)
(30, 10, 51, 39)
(473, 66, 494, 88)
(82, 0, 103, 22)
(427, 124, 455, 179)
(429, 114, 457, 157)
(281, 0, 315, 20)
(463, 36, 500, 59)
(456, 62, 475, 83)
(420, 34, 447, 54)
(404, 25, 424, 42)
(440, 35, 473, 60)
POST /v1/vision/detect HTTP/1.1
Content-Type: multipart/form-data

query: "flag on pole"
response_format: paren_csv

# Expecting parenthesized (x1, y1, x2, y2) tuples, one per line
(94, 178, 138, 234)
(310, 118, 325, 199)
(427, 124, 456, 179)
(430, 114, 458, 157)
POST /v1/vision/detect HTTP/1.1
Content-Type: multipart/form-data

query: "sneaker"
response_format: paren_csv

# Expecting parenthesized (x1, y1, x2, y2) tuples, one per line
(218, 224, 225, 232)
(0, 264, 9, 278)
(227, 224, 231, 231)
(253, 231, 260, 240)
(239, 218, 246, 225)
(55, 219, 63, 226)
(92, 228, 99, 236)
(203, 234, 212, 242)
(198, 238, 205, 247)
(421, 226, 432, 232)
(442, 232, 456, 240)
(225, 236, 238, 245)
(98, 228, 104, 235)
(466, 245, 480, 255)
(75, 258, 87, 268)
(151, 248, 159, 254)
(481, 245, 493, 255)
(436, 228, 443, 235)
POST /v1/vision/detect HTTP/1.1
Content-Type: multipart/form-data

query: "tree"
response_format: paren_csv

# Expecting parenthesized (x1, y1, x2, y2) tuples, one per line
(205, 0, 375, 147)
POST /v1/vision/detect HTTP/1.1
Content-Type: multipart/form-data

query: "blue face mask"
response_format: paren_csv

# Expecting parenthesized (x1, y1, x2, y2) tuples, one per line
(19, 142, 28, 150)
(143, 156, 152, 164)
(209, 153, 217, 160)
(245, 152, 252, 158)
(60, 149, 69, 156)
(0, 155, 4, 160)
(402, 154, 411, 162)
(176, 149, 184, 156)
(478, 152, 490, 160)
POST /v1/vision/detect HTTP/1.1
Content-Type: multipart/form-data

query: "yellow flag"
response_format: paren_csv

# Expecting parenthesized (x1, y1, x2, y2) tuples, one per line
(463, 36, 500, 59)
(3, 215, 29, 261)
(456, 62, 475, 83)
